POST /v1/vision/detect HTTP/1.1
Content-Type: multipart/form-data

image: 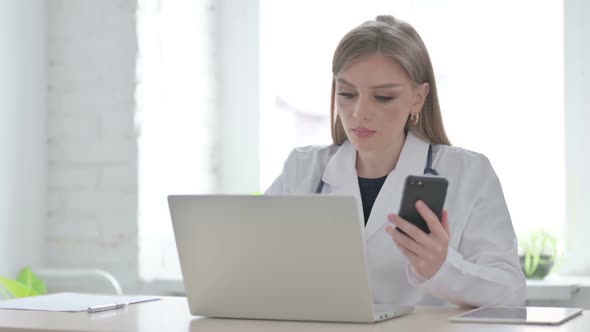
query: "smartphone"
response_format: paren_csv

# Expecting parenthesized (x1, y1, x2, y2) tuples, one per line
(397, 175, 448, 235)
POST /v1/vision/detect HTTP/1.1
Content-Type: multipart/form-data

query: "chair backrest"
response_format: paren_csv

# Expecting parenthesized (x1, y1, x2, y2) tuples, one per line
(34, 267, 123, 295)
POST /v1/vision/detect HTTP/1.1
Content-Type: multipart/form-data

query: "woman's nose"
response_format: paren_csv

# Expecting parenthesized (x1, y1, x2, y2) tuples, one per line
(352, 95, 372, 120)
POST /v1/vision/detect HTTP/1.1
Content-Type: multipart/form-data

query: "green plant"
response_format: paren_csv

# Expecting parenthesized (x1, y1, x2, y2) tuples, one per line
(519, 230, 559, 279)
(0, 267, 47, 299)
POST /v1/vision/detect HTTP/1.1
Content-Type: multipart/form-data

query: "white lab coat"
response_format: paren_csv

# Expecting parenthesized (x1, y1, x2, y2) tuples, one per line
(265, 131, 526, 307)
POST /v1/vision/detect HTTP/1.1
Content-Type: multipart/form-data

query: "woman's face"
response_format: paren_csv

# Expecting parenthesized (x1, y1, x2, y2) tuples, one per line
(335, 54, 429, 153)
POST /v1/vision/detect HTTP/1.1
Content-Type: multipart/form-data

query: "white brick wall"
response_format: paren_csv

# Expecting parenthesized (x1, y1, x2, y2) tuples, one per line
(46, 0, 219, 292)
(47, 0, 140, 293)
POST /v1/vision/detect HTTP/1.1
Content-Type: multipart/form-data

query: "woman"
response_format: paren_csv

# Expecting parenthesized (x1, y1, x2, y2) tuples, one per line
(266, 15, 525, 307)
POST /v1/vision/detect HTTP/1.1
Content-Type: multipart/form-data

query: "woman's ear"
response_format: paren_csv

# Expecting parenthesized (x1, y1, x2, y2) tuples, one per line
(413, 82, 430, 113)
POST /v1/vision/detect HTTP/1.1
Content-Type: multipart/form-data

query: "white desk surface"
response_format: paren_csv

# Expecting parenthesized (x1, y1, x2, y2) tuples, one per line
(0, 296, 587, 332)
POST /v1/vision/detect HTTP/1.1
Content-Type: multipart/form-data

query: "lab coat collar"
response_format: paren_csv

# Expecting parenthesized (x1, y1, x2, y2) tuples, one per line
(322, 139, 357, 190)
(322, 131, 431, 240)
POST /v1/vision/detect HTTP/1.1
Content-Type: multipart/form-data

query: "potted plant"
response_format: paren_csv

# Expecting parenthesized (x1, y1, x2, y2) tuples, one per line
(0, 267, 47, 299)
(519, 229, 559, 279)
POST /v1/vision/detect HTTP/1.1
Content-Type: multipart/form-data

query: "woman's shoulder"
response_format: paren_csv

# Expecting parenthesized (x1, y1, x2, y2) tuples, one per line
(433, 144, 503, 207)
(286, 144, 339, 163)
(433, 144, 494, 174)
(272, 144, 338, 194)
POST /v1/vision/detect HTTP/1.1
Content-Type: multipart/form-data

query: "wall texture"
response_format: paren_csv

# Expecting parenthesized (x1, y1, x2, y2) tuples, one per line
(46, 0, 139, 293)
(0, 0, 47, 278)
(563, 0, 590, 276)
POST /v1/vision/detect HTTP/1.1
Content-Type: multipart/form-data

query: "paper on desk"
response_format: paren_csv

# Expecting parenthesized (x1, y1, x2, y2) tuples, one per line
(0, 292, 160, 312)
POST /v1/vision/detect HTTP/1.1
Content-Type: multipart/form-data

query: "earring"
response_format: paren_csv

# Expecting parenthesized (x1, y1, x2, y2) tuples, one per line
(411, 113, 420, 125)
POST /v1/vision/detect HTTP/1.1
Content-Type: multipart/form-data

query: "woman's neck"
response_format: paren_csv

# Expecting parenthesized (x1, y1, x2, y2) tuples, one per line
(356, 135, 406, 179)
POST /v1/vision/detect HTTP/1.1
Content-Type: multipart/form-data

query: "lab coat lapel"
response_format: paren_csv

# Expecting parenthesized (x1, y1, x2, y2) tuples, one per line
(321, 140, 363, 217)
(364, 132, 430, 241)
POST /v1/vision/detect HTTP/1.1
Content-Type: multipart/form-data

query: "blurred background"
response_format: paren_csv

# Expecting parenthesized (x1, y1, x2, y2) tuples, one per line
(0, 0, 588, 305)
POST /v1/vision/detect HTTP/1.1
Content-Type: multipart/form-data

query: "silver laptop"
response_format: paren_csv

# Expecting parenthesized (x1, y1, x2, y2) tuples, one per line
(168, 195, 413, 323)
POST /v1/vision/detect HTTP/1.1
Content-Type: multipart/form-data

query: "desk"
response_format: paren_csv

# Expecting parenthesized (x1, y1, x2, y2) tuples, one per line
(0, 296, 587, 332)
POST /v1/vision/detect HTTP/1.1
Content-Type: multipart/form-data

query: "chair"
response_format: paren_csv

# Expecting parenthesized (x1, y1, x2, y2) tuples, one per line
(34, 267, 123, 295)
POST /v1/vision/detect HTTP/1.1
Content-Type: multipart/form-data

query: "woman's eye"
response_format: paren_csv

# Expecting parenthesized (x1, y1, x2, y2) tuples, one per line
(337, 92, 356, 99)
(375, 96, 394, 103)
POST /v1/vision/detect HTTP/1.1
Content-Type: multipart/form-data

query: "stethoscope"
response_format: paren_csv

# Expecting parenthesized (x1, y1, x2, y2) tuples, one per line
(315, 144, 438, 194)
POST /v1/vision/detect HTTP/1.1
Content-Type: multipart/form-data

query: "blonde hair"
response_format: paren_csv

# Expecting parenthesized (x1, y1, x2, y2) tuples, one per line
(330, 15, 451, 146)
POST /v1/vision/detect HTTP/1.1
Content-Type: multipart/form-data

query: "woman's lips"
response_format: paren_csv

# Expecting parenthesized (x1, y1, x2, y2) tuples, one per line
(352, 128, 376, 138)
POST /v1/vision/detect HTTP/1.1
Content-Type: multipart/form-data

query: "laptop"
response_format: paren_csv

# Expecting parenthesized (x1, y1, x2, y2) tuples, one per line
(168, 195, 413, 323)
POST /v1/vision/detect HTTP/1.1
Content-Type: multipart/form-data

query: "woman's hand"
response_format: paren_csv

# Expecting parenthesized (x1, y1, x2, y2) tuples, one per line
(385, 200, 450, 280)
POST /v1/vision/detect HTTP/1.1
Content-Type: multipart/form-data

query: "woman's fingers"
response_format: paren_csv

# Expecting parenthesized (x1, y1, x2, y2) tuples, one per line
(387, 213, 432, 246)
(441, 209, 450, 236)
(415, 201, 448, 239)
(395, 241, 420, 265)
(386, 205, 451, 280)
(386, 225, 429, 257)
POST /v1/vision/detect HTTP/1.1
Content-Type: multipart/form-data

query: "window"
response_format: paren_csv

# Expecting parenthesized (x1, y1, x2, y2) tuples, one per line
(137, 0, 566, 282)
(260, 0, 565, 238)
(136, 0, 215, 281)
